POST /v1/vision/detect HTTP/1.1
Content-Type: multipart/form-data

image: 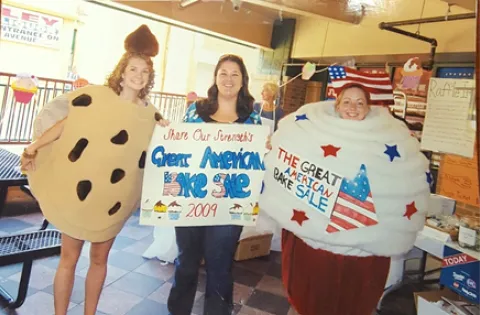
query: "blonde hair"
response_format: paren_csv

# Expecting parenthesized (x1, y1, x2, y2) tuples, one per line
(262, 82, 279, 98)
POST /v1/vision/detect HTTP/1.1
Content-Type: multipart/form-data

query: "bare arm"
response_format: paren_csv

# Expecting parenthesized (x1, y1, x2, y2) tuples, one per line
(27, 118, 66, 154)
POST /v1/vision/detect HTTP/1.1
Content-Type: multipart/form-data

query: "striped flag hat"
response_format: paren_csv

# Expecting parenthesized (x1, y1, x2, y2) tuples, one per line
(327, 66, 394, 106)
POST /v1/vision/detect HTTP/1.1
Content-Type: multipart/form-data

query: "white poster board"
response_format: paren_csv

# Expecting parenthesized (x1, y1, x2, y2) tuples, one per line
(140, 123, 270, 227)
(1, 5, 63, 48)
(420, 78, 475, 158)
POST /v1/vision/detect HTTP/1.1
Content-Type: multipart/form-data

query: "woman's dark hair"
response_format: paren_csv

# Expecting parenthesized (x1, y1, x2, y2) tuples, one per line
(196, 54, 254, 119)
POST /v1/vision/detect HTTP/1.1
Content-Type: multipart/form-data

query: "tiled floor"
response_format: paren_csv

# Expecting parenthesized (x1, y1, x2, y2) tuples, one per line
(0, 188, 428, 315)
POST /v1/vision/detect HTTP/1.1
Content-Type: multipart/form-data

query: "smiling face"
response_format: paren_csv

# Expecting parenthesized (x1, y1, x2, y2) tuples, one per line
(215, 60, 243, 99)
(261, 87, 274, 102)
(335, 86, 370, 121)
(121, 56, 151, 92)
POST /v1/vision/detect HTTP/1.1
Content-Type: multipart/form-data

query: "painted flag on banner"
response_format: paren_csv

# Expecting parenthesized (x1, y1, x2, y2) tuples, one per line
(327, 66, 394, 106)
(163, 172, 182, 197)
(326, 164, 378, 233)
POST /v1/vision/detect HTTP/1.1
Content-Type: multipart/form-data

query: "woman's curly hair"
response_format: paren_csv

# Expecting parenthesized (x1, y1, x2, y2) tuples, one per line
(105, 52, 155, 100)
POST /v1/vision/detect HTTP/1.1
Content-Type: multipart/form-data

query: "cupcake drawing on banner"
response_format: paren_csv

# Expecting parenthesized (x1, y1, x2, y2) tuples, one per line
(400, 57, 423, 93)
(229, 204, 243, 220)
(142, 199, 154, 218)
(252, 202, 260, 222)
(243, 202, 260, 222)
(153, 200, 167, 219)
(11, 73, 38, 104)
(168, 201, 182, 220)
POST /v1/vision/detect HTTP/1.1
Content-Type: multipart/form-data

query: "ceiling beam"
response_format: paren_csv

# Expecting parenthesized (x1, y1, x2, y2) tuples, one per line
(111, 0, 275, 48)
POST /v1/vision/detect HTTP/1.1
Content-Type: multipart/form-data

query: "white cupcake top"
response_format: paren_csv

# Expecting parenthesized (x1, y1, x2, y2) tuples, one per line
(259, 101, 431, 257)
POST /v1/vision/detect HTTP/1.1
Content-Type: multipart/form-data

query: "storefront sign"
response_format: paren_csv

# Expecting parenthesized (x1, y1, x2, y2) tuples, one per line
(1, 5, 63, 48)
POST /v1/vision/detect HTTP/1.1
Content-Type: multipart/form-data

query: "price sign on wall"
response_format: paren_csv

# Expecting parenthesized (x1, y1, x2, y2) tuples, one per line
(438, 144, 479, 208)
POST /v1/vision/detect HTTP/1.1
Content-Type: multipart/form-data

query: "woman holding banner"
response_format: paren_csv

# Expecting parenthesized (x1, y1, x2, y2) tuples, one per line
(259, 67, 431, 315)
(167, 54, 262, 315)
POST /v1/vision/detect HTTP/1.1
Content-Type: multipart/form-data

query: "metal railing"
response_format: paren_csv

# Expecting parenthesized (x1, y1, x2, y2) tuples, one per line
(0, 72, 186, 144)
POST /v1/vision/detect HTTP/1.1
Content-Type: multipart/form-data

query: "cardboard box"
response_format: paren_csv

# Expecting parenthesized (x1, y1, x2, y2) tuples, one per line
(415, 288, 476, 315)
(199, 233, 274, 264)
(440, 245, 480, 304)
(234, 233, 273, 261)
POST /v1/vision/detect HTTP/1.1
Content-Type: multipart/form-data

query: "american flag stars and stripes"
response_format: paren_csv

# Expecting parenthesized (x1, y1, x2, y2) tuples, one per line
(163, 172, 182, 197)
(327, 66, 394, 106)
(212, 173, 227, 198)
(326, 164, 379, 233)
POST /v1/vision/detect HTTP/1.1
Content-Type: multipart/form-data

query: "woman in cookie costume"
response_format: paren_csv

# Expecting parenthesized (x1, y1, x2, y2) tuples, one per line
(167, 54, 262, 315)
(258, 67, 431, 315)
(19, 25, 167, 315)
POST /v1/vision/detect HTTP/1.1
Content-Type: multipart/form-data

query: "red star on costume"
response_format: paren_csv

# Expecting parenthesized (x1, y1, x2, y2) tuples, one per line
(291, 209, 309, 226)
(321, 144, 341, 157)
(403, 201, 418, 220)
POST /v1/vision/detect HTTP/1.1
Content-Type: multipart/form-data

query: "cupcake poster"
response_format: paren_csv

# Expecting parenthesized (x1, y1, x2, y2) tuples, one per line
(392, 58, 432, 140)
(11, 73, 38, 104)
(140, 123, 270, 227)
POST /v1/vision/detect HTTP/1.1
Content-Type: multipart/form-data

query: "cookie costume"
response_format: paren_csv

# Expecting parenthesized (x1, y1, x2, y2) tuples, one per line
(27, 25, 160, 242)
(259, 81, 431, 314)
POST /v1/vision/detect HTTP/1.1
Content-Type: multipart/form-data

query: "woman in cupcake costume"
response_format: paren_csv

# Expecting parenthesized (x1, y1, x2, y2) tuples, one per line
(19, 25, 168, 315)
(259, 66, 431, 315)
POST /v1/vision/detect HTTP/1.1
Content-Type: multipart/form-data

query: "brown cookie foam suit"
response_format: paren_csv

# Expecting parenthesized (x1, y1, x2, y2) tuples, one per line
(26, 26, 161, 242)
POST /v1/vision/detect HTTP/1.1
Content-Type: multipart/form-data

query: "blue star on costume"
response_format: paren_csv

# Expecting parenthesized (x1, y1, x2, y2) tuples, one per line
(295, 114, 308, 121)
(384, 144, 401, 162)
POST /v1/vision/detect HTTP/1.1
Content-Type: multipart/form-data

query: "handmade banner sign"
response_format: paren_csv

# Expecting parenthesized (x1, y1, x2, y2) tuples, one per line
(140, 123, 270, 227)
(260, 101, 431, 257)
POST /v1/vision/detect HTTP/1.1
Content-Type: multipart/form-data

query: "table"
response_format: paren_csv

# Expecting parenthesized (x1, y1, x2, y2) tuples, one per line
(0, 148, 27, 215)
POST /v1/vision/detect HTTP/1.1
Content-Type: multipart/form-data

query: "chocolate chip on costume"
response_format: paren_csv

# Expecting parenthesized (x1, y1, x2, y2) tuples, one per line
(110, 169, 126, 184)
(68, 138, 89, 162)
(138, 151, 146, 169)
(108, 202, 122, 216)
(111, 130, 129, 145)
(154, 112, 162, 121)
(71, 94, 92, 107)
(77, 180, 92, 201)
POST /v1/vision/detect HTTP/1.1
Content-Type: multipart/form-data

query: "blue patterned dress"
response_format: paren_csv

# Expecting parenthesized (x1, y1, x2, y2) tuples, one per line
(183, 102, 262, 125)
